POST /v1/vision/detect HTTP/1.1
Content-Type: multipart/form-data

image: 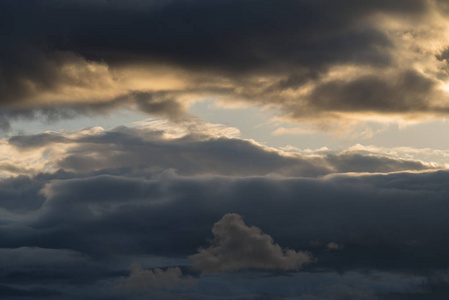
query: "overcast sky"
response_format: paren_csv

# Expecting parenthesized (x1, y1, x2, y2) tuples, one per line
(3, 1, 449, 299)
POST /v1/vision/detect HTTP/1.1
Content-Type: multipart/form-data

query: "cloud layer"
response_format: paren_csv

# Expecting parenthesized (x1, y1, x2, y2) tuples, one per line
(0, 120, 439, 180)
(3, 167, 449, 298)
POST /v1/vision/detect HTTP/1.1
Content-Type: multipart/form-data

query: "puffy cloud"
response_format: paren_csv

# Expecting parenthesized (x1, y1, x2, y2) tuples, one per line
(326, 243, 344, 251)
(190, 214, 312, 272)
(118, 264, 192, 289)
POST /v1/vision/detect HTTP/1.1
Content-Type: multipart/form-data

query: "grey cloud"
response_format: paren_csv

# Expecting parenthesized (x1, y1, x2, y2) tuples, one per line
(8, 133, 70, 149)
(0, 91, 189, 132)
(298, 70, 442, 116)
(0, 175, 46, 212)
(289, 284, 378, 300)
(6, 126, 435, 179)
(119, 264, 192, 289)
(49, 135, 441, 176)
(133, 92, 188, 122)
(322, 152, 432, 174)
(190, 213, 312, 272)
(0, 247, 87, 269)
(0, 284, 60, 298)
(0, 44, 84, 105)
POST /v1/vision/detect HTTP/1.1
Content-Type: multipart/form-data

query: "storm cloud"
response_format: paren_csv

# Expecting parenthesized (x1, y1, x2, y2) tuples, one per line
(1, 0, 449, 128)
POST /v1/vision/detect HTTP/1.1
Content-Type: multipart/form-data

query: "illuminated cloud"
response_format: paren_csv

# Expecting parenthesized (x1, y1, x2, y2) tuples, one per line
(2, 0, 449, 130)
(0, 120, 438, 179)
(190, 213, 312, 272)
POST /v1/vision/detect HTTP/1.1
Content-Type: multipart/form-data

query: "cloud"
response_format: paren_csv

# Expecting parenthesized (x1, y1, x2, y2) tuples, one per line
(24, 169, 449, 273)
(118, 264, 192, 289)
(0, 285, 60, 298)
(0, 247, 87, 268)
(190, 213, 312, 272)
(7, 4, 449, 298)
(1, 121, 438, 179)
(2, 0, 449, 129)
(299, 284, 378, 300)
(298, 69, 444, 116)
(326, 242, 344, 251)
(3, 166, 449, 297)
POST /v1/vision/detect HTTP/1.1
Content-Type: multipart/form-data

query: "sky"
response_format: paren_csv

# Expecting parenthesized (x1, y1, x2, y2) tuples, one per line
(4, 0, 449, 299)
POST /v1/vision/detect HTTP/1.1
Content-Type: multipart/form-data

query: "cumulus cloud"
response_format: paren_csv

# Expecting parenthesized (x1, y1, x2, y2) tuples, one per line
(118, 264, 192, 289)
(190, 214, 312, 272)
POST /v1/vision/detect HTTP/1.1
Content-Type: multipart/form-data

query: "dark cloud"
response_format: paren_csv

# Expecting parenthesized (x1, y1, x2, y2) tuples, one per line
(28, 170, 449, 271)
(0, 175, 46, 212)
(296, 284, 378, 300)
(0, 284, 60, 298)
(56, 0, 401, 72)
(8, 133, 69, 149)
(2, 170, 449, 297)
(302, 70, 441, 115)
(0, 247, 87, 268)
(132, 92, 188, 122)
(0, 91, 189, 131)
(1, 0, 448, 125)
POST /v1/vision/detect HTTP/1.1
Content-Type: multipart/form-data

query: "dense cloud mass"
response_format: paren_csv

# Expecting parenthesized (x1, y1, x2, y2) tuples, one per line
(1, 0, 449, 128)
(3, 166, 449, 298)
(0, 122, 447, 298)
